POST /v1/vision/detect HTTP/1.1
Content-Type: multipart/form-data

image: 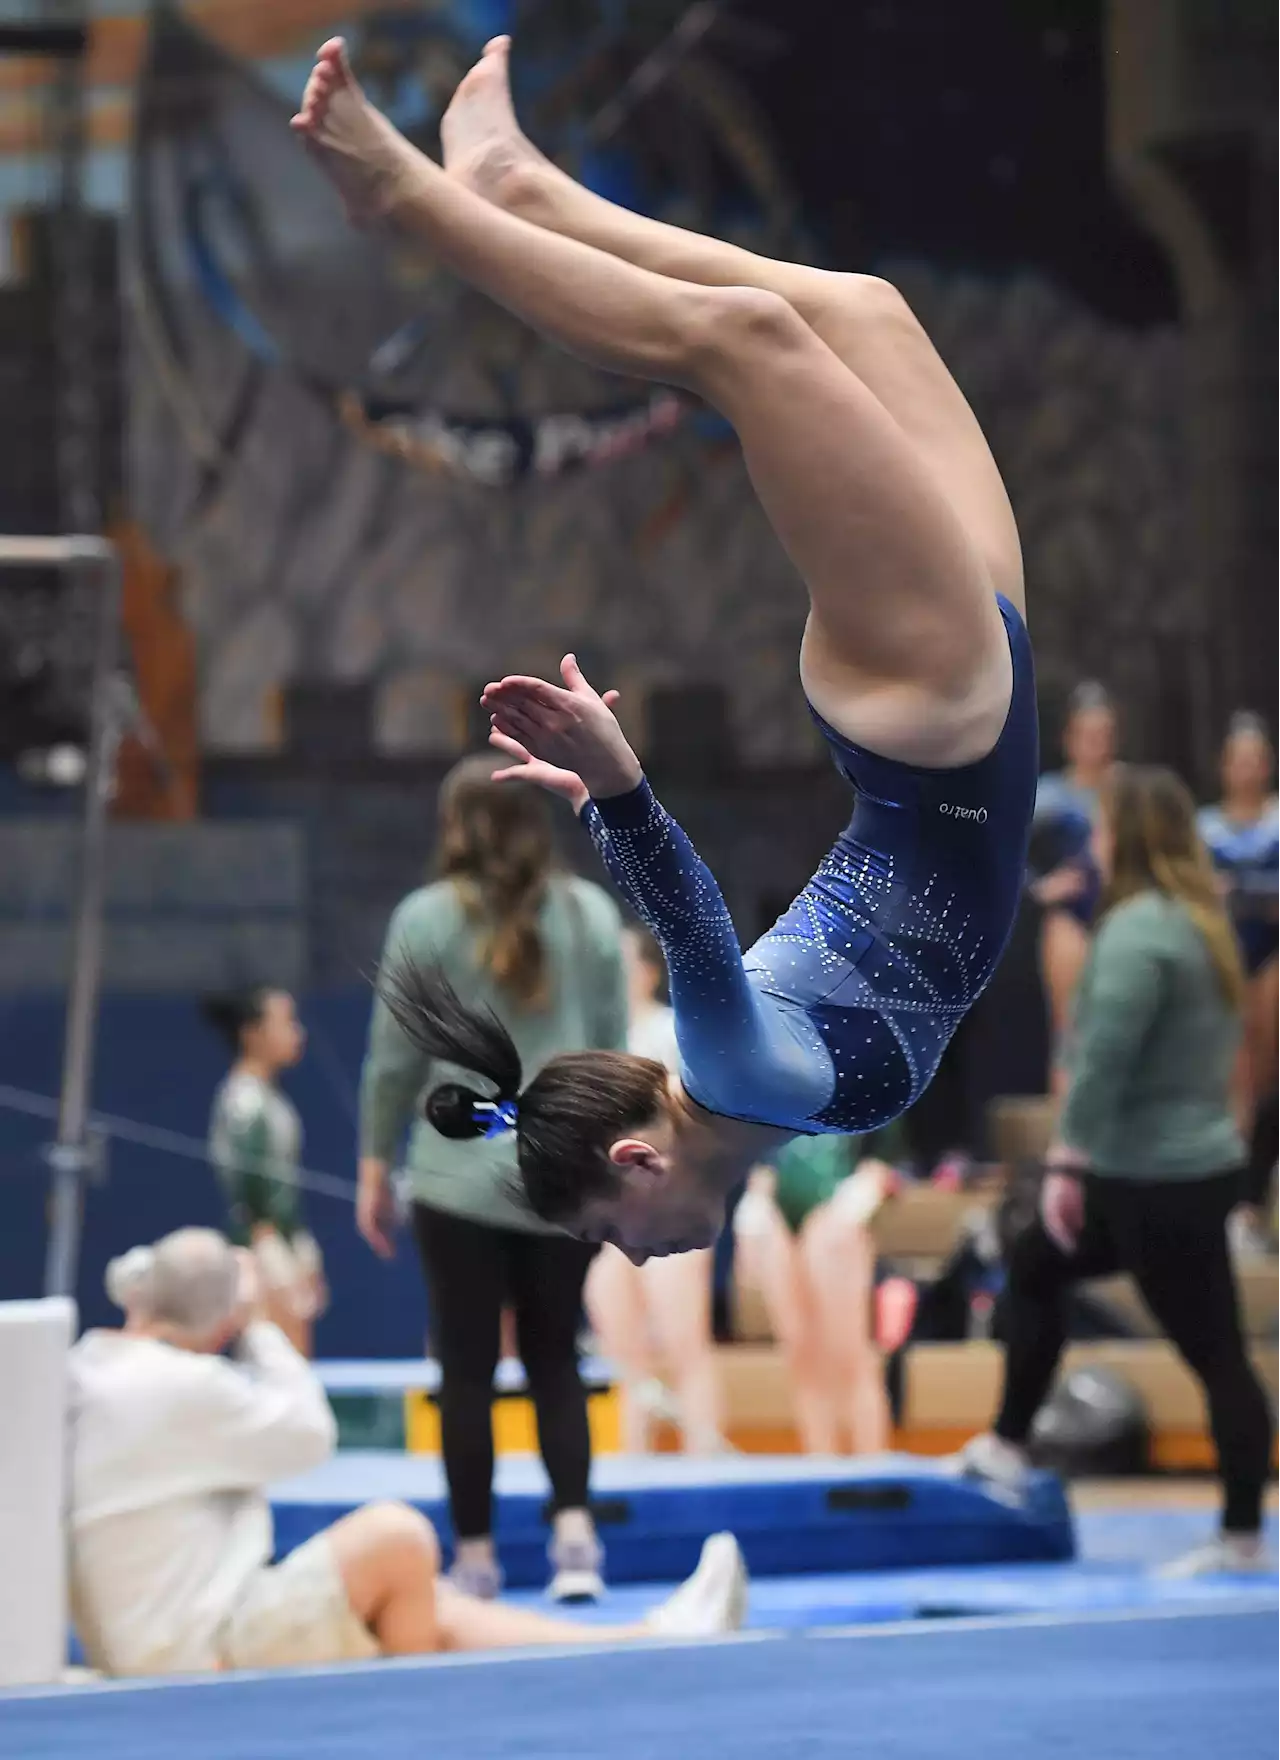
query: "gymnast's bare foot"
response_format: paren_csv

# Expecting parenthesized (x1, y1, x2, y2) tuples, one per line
(440, 35, 548, 205)
(291, 37, 423, 228)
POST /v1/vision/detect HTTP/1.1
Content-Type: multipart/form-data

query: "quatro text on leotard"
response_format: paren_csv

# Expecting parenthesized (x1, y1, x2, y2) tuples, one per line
(938, 803, 989, 824)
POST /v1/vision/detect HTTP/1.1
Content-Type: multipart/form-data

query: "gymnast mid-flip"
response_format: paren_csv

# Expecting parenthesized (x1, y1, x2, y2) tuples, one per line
(293, 37, 1039, 1265)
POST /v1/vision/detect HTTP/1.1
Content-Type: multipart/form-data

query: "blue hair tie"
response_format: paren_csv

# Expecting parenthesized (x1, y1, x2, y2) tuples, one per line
(473, 1099, 519, 1140)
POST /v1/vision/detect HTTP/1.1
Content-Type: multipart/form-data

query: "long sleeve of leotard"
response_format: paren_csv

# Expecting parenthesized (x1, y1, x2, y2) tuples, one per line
(581, 780, 762, 1104)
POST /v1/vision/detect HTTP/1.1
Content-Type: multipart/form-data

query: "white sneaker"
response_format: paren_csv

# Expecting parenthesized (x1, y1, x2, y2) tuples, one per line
(1227, 1208, 1273, 1262)
(945, 1432, 1032, 1495)
(646, 1534, 749, 1638)
(547, 1534, 605, 1605)
(633, 1377, 683, 1426)
(1157, 1536, 1273, 1581)
(448, 1554, 504, 1600)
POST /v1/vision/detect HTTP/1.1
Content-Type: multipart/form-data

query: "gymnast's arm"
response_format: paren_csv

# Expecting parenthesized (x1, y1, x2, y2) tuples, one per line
(580, 779, 761, 1067)
(480, 659, 763, 1083)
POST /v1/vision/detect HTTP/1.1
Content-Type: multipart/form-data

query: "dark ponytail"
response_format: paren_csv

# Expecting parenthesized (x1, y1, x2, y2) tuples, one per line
(380, 958, 523, 1141)
(382, 955, 674, 1226)
(202, 986, 269, 1053)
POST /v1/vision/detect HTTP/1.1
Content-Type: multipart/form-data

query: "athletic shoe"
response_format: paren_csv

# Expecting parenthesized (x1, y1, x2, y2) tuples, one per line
(448, 1554, 504, 1600)
(646, 1534, 749, 1638)
(632, 1376, 683, 1426)
(944, 1432, 1032, 1498)
(631, 1377, 737, 1453)
(1227, 1208, 1274, 1262)
(1157, 1536, 1274, 1580)
(547, 1534, 605, 1605)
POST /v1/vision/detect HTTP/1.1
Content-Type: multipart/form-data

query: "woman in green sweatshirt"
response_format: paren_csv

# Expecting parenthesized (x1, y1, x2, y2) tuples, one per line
(358, 755, 627, 1605)
(962, 765, 1273, 1576)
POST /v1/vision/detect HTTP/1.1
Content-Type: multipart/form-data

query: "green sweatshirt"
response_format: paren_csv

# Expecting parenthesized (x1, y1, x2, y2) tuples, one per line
(1058, 890, 1244, 1179)
(359, 874, 627, 1232)
(208, 1070, 305, 1244)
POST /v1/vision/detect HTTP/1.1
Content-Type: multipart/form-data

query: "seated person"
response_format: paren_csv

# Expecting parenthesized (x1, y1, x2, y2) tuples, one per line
(67, 1228, 747, 1677)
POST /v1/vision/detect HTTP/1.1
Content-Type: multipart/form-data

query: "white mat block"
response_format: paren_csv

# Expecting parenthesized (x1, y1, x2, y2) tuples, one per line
(0, 1298, 77, 1685)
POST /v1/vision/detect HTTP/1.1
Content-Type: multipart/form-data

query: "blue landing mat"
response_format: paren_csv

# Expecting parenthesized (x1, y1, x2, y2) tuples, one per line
(499, 1515, 1278, 1630)
(270, 1452, 1072, 1585)
(5, 1609, 1275, 1760)
(703, 1562, 1277, 1627)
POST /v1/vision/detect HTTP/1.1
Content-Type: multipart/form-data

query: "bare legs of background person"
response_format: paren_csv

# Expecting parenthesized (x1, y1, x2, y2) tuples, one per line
(736, 1204, 838, 1454)
(736, 1193, 887, 1455)
(586, 1248, 656, 1452)
(587, 1247, 725, 1453)
(1245, 959, 1278, 1139)
(1234, 957, 1279, 1249)
(329, 1501, 741, 1652)
(803, 1199, 891, 1455)
(642, 1252, 725, 1453)
(1040, 909, 1091, 1086)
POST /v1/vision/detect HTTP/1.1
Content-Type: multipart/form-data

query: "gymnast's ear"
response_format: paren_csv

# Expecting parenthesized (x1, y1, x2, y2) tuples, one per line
(606, 1138, 670, 1181)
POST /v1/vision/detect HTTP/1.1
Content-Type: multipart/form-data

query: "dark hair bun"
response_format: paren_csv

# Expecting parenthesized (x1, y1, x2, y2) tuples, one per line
(201, 988, 266, 1049)
(425, 1083, 491, 1141)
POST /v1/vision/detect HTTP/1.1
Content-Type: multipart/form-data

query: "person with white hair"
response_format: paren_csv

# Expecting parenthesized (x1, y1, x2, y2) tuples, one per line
(67, 1228, 747, 1677)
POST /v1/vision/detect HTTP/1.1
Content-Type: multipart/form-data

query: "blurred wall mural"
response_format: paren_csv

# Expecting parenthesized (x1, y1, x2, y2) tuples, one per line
(105, 1, 1271, 772)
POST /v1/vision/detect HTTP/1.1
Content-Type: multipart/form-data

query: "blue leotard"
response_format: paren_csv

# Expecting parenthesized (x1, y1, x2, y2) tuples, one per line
(1197, 801, 1279, 976)
(1029, 771, 1102, 927)
(582, 596, 1038, 1134)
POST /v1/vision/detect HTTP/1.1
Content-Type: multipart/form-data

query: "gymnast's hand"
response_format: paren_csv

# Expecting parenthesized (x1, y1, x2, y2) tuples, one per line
(483, 655, 642, 807)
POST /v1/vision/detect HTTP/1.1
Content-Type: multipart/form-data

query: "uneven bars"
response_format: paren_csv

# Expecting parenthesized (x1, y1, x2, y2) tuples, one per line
(0, 535, 121, 1298)
(0, 534, 116, 567)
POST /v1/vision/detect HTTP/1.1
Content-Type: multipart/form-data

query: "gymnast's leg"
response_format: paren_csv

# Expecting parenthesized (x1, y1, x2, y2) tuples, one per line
(441, 37, 1023, 620)
(295, 41, 1015, 768)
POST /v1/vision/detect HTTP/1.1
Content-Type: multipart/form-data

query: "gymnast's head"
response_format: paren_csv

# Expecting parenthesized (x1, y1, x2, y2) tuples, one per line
(1062, 680, 1117, 779)
(380, 959, 723, 1262)
(202, 985, 305, 1072)
(1219, 710, 1273, 806)
(1096, 763, 1244, 1010)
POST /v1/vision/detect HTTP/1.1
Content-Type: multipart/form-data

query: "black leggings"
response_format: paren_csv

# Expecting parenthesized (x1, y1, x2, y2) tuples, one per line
(996, 1172, 1273, 1534)
(412, 1203, 598, 1541)
(1243, 1090, 1277, 1212)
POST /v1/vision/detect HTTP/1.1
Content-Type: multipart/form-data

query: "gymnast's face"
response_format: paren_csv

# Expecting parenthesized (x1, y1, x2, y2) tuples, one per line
(1221, 730, 1272, 804)
(1063, 705, 1116, 777)
(243, 990, 306, 1072)
(575, 1095, 724, 1265)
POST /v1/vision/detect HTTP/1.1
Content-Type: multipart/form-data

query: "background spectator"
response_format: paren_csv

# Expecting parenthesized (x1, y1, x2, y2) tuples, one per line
(358, 756, 627, 1604)
(960, 765, 1273, 1578)
(68, 1228, 745, 1676)
(1198, 713, 1278, 1256)
(205, 988, 326, 1356)
(733, 1132, 898, 1455)
(1029, 683, 1118, 1054)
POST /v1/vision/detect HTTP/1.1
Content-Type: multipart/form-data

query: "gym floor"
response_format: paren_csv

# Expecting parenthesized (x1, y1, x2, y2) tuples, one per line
(2, 1486, 1275, 1760)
